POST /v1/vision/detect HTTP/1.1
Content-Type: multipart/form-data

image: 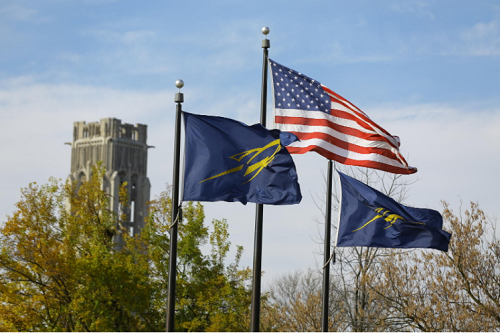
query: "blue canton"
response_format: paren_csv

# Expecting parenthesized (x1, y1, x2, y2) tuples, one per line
(270, 59, 331, 114)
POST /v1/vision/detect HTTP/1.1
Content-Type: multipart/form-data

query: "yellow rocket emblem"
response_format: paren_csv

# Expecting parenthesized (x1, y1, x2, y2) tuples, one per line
(353, 207, 426, 232)
(199, 139, 281, 184)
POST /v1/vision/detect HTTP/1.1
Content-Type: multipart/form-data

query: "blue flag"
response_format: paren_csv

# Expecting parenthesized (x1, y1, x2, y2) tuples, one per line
(336, 171, 451, 252)
(182, 112, 302, 205)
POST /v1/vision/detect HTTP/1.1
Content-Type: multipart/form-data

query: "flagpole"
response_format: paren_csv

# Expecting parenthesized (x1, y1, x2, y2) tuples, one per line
(321, 160, 333, 331)
(250, 26, 270, 332)
(166, 79, 184, 332)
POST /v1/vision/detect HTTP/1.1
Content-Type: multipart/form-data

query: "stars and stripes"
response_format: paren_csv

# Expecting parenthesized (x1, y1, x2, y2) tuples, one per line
(269, 59, 417, 175)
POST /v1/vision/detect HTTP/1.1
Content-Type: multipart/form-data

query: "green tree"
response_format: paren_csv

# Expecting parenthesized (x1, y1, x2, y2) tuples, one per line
(145, 189, 253, 332)
(0, 166, 253, 332)
(0, 165, 158, 331)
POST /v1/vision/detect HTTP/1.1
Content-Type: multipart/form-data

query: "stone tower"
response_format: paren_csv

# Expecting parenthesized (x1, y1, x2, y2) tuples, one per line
(66, 118, 151, 237)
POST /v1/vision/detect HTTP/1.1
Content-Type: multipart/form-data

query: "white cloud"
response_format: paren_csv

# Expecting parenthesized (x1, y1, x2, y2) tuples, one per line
(2, 75, 500, 286)
(459, 19, 500, 56)
(0, 78, 172, 219)
(0, 3, 49, 23)
(82, 0, 121, 4)
(369, 101, 500, 214)
(388, 1, 435, 19)
(83, 29, 158, 44)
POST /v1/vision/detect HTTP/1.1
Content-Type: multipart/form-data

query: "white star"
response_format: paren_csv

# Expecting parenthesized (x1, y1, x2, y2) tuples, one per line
(307, 105, 310, 109)
(276, 82, 280, 86)
(291, 98, 295, 101)
(296, 104, 300, 107)
(288, 103, 291, 107)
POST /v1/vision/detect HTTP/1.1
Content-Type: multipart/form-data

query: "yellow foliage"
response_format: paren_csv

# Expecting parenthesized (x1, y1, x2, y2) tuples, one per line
(0, 165, 159, 331)
(371, 201, 500, 331)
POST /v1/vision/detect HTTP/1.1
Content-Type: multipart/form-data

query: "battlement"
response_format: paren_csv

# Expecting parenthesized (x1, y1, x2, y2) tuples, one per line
(68, 116, 151, 239)
(73, 118, 147, 144)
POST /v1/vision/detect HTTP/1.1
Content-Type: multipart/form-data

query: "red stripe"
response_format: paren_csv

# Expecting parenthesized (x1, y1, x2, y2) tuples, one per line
(287, 145, 416, 175)
(323, 86, 395, 140)
(287, 131, 402, 161)
(322, 86, 364, 114)
(276, 115, 394, 145)
(276, 114, 409, 166)
(330, 108, 374, 132)
(328, 109, 400, 151)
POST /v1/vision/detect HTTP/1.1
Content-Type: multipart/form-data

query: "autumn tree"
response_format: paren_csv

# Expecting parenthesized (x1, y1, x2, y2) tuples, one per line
(0, 166, 158, 331)
(0, 166, 253, 332)
(370, 201, 500, 331)
(327, 167, 416, 331)
(261, 269, 347, 332)
(262, 166, 417, 332)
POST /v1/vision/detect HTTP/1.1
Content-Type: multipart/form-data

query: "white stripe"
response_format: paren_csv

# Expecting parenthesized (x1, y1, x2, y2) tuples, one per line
(275, 109, 402, 154)
(269, 58, 276, 130)
(321, 89, 401, 148)
(325, 88, 367, 116)
(275, 108, 407, 166)
(278, 122, 399, 153)
(289, 138, 408, 169)
(276, 108, 386, 138)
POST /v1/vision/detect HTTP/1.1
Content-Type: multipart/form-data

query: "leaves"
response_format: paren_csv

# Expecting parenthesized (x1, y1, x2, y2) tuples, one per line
(145, 191, 253, 332)
(0, 166, 252, 331)
(371, 201, 500, 331)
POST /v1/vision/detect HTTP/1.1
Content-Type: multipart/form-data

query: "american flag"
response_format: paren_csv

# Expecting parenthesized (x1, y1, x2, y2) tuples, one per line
(269, 59, 417, 175)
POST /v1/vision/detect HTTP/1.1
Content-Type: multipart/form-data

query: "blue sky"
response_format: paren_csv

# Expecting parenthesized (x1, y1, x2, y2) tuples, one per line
(1, 0, 500, 284)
